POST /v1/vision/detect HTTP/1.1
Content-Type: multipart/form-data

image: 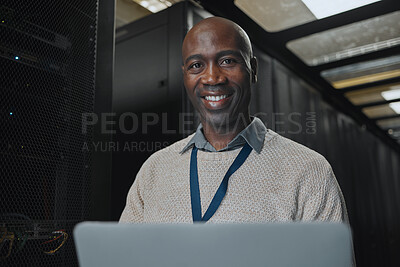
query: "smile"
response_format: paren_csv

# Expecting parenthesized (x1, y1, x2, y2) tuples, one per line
(204, 95, 228, 102)
(200, 93, 233, 110)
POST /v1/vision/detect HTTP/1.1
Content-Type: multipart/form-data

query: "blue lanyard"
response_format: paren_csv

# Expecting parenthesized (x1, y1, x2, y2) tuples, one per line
(190, 143, 253, 222)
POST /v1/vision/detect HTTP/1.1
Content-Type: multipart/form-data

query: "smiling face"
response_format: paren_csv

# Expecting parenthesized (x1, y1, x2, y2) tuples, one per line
(182, 17, 257, 131)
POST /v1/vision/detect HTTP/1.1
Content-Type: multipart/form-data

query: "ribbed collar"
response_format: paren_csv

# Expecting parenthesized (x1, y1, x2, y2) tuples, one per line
(180, 117, 267, 154)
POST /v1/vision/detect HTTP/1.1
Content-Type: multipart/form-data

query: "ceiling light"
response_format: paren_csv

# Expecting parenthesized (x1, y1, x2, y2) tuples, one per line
(135, 0, 172, 13)
(389, 102, 400, 114)
(381, 87, 400, 101)
(377, 117, 400, 129)
(148, 5, 158, 12)
(287, 11, 400, 66)
(301, 0, 381, 19)
(140, 1, 149, 8)
(331, 69, 400, 89)
(321, 55, 400, 89)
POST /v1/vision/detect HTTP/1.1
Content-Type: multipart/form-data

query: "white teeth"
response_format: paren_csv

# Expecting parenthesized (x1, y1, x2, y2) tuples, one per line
(205, 95, 228, 101)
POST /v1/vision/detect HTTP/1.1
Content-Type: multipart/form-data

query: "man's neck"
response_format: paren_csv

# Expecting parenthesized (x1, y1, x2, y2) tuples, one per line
(201, 115, 251, 151)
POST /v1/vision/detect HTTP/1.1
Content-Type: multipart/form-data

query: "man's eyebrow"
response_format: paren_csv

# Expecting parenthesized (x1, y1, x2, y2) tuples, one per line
(216, 50, 243, 59)
(184, 50, 245, 65)
(184, 54, 203, 65)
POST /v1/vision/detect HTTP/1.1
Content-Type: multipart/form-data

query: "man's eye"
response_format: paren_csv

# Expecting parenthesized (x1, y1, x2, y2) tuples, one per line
(221, 58, 234, 65)
(189, 63, 201, 69)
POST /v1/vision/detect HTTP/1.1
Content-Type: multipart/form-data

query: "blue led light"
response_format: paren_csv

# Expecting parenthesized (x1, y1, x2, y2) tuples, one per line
(15, 56, 19, 60)
(9, 112, 13, 115)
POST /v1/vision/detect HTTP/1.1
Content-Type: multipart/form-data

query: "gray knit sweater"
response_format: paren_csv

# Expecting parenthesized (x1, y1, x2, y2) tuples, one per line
(120, 129, 348, 223)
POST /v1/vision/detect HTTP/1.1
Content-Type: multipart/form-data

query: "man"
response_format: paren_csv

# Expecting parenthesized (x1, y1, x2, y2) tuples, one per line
(120, 17, 348, 224)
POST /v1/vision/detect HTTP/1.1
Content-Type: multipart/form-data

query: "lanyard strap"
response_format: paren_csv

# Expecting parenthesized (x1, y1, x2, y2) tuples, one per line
(190, 143, 253, 222)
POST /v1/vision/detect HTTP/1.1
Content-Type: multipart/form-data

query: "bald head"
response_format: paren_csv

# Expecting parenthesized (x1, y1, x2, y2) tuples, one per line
(182, 17, 254, 69)
(181, 16, 258, 137)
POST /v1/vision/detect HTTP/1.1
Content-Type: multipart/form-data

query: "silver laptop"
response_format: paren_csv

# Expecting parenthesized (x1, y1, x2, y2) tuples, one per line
(74, 222, 353, 267)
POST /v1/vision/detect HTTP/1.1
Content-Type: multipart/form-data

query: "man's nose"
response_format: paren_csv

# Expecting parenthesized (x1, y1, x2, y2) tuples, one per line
(201, 63, 227, 85)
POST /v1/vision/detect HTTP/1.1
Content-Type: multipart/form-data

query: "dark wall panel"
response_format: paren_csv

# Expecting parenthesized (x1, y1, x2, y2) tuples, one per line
(114, 26, 168, 112)
(250, 46, 274, 131)
(270, 57, 400, 267)
(112, 4, 190, 221)
(112, 24, 170, 220)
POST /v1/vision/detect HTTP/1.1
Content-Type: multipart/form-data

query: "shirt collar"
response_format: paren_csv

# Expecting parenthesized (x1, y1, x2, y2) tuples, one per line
(180, 116, 267, 154)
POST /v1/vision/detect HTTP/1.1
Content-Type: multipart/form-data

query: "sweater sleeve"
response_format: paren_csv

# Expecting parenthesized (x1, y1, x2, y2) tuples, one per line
(297, 161, 355, 265)
(119, 167, 145, 223)
(297, 161, 349, 223)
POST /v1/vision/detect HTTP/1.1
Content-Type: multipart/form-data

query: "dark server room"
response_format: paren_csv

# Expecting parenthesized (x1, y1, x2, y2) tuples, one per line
(1, 0, 400, 266)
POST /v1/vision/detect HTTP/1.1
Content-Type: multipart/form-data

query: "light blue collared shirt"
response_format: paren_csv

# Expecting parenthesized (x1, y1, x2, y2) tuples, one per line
(180, 117, 267, 154)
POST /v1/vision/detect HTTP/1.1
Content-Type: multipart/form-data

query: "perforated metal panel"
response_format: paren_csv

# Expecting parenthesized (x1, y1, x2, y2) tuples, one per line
(0, 0, 98, 266)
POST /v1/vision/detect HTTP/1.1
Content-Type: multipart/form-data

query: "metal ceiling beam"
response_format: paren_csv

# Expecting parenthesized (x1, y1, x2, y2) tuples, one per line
(372, 114, 400, 122)
(357, 98, 400, 109)
(340, 76, 400, 93)
(312, 47, 400, 72)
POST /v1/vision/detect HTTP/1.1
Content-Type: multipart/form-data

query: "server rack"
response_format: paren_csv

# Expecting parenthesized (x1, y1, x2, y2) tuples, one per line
(0, 0, 114, 265)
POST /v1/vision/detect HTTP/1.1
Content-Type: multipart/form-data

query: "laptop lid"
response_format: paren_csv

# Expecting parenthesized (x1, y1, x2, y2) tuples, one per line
(74, 222, 352, 267)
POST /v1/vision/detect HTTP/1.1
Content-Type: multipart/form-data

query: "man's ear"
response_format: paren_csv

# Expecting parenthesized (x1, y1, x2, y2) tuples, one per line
(181, 65, 185, 74)
(250, 57, 258, 84)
